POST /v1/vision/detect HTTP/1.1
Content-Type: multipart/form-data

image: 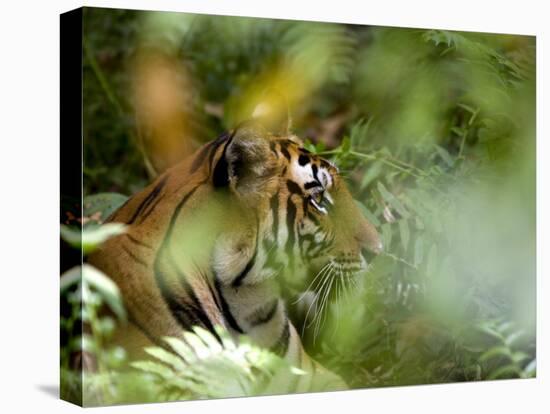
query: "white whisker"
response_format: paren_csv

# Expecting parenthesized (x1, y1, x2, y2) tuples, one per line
(313, 267, 335, 342)
(295, 261, 331, 305)
(302, 263, 334, 336)
(306, 264, 333, 329)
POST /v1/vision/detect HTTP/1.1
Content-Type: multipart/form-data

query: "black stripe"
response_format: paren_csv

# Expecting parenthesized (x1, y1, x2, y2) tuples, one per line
(156, 219, 222, 343)
(231, 250, 256, 288)
(190, 131, 230, 174)
(105, 195, 133, 222)
(124, 233, 153, 249)
(214, 277, 244, 334)
(270, 193, 279, 243)
(286, 198, 297, 253)
(173, 265, 221, 342)
(304, 181, 322, 190)
(204, 274, 223, 313)
(212, 130, 238, 187)
(127, 175, 168, 225)
(271, 321, 290, 356)
(286, 198, 297, 269)
(269, 141, 279, 156)
(302, 196, 308, 218)
(299, 232, 317, 258)
(311, 164, 320, 182)
(287, 180, 302, 195)
(298, 154, 310, 166)
(320, 159, 331, 169)
(207, 135, 229, 170)
(190, 142, 214, 174)
(153, 184, 216, 334)
(122, 244, 148, 267)
(280, 145, 291, 161)
(138, 193, 165, 224)
(158, 185, 200, 249)
(307, 211, 321, 226)
(164, 199, 221, 343)
(299, 233, 317, 244)
(247, 299, 279, 326)
(232, 217, 260, 287)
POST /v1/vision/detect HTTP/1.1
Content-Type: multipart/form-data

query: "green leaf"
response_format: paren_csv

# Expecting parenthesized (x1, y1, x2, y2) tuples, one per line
(137, 327, 301, 398)
(83, 193, 128, 222)
(193, 326, 223, 353)
(381, 223, 393, 251)
(504, 331, 524, 347)
(163, 337, 196, 362)
(435, 145, 454, 167)
(82, 264, 126, 321)
(60, 225, 81, 249)
(451, 126, 465, 136)
(377, 182, 410, 219)
(145, 347, 186, 371)
(488, 365, 522, 380)
(477, 323, 505, 341)
(360, 160, 383, 190)
(457, 103, 477, 114)
(82, 223, 127, 254)
(340, 136, 351, 154)
(355, 201, 380, 227)
(75, 334, 96, 353)
(61, 222, 127, 254)
(511, 351, 529, 364)
(131, 361, 175, 379)
(524, 359, 536, 377)
(479, 346, 512, 362)
(60, 266, 81, 292)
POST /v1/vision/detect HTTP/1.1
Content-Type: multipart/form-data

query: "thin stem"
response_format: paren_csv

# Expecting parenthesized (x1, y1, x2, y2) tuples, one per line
(83, 40, 124, 117)
(318, 148, 427, 179)
(83, 40, 157, 178)
(349, 151, 425, 179)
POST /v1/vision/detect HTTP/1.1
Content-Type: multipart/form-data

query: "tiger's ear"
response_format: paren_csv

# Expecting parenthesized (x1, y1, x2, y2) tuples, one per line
(213, 124, 278, 199)
(251, 89, 291, 136)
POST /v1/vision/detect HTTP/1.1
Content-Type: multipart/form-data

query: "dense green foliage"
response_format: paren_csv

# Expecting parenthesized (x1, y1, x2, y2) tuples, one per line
(62, 7, 535, 405)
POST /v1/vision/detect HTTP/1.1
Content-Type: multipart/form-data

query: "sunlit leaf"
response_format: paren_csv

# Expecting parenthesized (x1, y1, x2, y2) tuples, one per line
(82, 264, 126, 321)
(377, 182, 410, 219)
(82, 223, 127, 254)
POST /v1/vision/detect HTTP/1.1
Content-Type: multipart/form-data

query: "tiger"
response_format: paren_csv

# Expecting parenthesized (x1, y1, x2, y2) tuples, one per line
(88, 119, 382, 395)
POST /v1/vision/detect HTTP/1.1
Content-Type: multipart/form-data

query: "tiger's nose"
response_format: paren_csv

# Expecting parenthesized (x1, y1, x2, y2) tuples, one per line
(355, 219, 383, 255)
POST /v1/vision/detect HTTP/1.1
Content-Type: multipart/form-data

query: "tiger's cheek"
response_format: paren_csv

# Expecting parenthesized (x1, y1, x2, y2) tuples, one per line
(295, 214, 324, 260)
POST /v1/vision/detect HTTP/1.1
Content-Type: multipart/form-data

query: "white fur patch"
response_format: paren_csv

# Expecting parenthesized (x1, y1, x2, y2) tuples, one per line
(290, 159, 315, 185)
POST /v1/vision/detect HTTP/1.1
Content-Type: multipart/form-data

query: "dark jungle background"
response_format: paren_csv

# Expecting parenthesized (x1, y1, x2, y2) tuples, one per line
(60, 7, 536, 405)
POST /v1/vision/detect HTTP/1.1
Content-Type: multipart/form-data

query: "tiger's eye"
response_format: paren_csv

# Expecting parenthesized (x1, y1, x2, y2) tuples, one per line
(314, 191, 324, 204)
(309, 191, 328, 214)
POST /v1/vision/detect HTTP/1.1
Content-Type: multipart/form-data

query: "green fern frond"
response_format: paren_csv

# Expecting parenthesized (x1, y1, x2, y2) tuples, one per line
(131, 326, 302, 399)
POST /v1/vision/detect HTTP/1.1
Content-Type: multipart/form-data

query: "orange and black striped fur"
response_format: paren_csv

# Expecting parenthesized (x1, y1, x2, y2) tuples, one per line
(88, 121, 382, 393)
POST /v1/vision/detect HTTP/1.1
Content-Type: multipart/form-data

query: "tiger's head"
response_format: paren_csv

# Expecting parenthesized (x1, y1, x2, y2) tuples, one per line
(210, 121, 382, 290)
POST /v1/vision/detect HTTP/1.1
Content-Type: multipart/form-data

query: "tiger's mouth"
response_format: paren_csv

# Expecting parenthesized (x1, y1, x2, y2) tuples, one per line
(306, 255, 366, 288)
(331, 259, 366, 278)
